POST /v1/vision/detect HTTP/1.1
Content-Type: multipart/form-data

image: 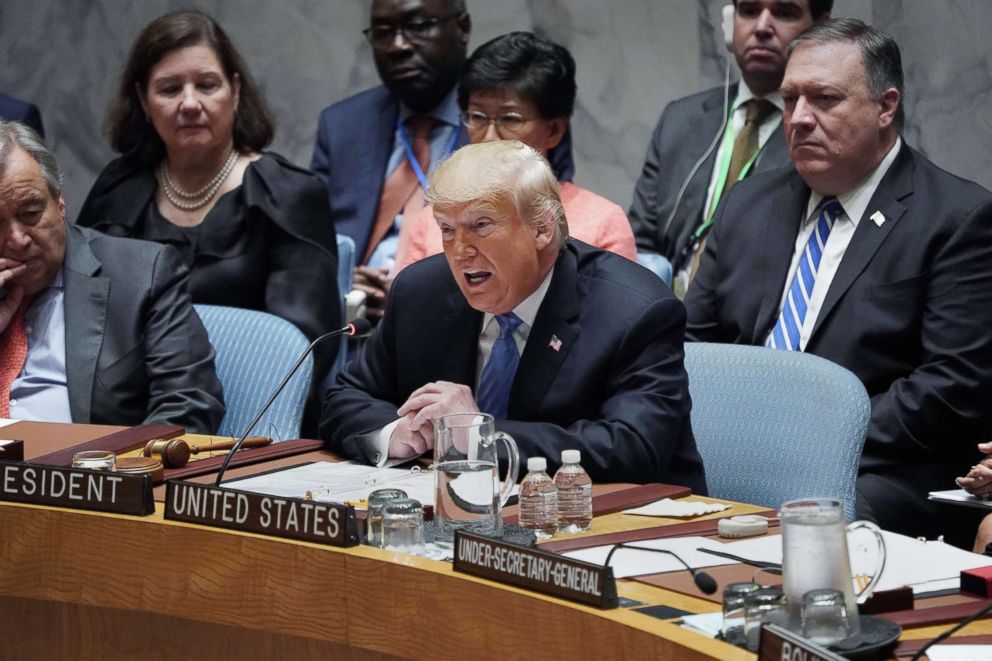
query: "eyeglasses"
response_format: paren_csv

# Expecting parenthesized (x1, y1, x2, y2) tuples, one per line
(363, 13, 461, 48)
(460, 110, 534, 135)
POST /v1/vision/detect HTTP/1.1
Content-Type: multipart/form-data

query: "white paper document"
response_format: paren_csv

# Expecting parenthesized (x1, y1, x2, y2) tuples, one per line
(927, 646, 992, 661)
(930, 489, 992, 510)
(561, 536, 743, 578)
(0, 418, 21, 429)
(226, 461, 438, 507)
(718, 530, 992, 594)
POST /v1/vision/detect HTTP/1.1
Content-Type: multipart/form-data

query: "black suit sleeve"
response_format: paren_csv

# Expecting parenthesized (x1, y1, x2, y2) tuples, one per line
(142, 245, 225, 433)
(869, 197, 992, 460)
(310, 110, 332, 190)
(628, 110, 671, 253)
(319, 283, 404, 464)
(21, 103, 44, 139)
(683, 191, 729, 342)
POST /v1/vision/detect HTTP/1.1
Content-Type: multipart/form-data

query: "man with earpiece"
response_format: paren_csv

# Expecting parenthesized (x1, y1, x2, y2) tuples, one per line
(628, 0, 832, 298)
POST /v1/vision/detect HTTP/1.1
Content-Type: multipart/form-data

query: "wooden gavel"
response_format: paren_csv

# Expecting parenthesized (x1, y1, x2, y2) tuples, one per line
(142, 437, 272, 469)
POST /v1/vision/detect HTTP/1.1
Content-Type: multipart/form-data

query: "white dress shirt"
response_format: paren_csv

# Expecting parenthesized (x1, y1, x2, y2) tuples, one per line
(767, 138, 903, 351)
(9, 268, 71, 422)
(371, 269, 555, 466)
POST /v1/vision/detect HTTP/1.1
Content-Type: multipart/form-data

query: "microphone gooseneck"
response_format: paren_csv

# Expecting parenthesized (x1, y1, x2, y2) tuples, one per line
(603, 542, 719, 595)
(212, 319, 372, 485)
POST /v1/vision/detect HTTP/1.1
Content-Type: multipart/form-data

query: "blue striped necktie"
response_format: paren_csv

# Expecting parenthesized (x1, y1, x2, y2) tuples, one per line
(766, 199, 843, 351)
(476, 313, 523, 419)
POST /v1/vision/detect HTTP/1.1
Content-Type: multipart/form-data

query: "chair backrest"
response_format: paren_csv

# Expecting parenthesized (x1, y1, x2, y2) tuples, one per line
(331, 234, 357, 380)
(636, 251, 674, 288)
(195, 304, 312, 441)
(684, 343, 869, 521)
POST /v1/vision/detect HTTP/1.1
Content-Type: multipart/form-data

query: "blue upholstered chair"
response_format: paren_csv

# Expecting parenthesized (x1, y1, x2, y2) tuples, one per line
(684, 343, 870, 521)
(195, 304, 312, 441)
(636, 251, 674, 288)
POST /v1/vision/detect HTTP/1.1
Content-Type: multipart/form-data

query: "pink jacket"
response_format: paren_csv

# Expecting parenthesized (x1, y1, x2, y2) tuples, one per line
(393, 181, 637, 274)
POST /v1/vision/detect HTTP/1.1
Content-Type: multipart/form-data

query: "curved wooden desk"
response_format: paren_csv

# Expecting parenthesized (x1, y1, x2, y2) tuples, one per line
(0, 497, 755, 660)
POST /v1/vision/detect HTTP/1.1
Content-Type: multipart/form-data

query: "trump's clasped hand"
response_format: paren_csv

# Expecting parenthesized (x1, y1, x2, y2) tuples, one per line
(387, 381, 480, 460)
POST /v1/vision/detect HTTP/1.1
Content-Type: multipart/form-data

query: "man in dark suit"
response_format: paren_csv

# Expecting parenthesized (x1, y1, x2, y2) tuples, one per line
(684, 20, 992, 544)
(321, 140, 706, 491)
(310, 0, 472, 323)
(0, 121, 223, 432)
(0, 91, 44, 138)
(629, 0, 831, 295)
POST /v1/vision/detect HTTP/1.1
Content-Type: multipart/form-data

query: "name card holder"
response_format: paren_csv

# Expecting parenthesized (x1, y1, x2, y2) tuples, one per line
(0, 440, 24, 462)
(0, 459, 153, 516)
(452, 530, 618, 609)
(759, 624, 846, 661)
(164, 480, 361, 547)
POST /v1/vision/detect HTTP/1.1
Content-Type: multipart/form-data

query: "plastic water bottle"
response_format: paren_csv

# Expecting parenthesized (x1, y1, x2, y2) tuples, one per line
(518, 457, 558, 540)
(554, 449, 592, 533)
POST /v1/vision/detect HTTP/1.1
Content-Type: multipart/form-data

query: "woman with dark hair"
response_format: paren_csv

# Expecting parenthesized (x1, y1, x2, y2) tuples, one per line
(76, 10, 340, 386)
(393, 31, 636, 272)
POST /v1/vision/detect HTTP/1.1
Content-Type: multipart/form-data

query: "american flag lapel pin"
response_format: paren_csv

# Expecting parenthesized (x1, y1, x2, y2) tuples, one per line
(548, 334, 562, 352)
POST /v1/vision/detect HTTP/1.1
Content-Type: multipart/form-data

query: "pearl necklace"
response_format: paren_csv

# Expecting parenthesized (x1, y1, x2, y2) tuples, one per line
(158, 150, 239, 211)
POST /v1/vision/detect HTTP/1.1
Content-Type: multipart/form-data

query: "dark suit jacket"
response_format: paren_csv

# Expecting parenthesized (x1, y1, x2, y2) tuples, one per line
(0, 91, 44, 138)
(628, 84, 790, 263)
(64, 224, 225, 432)
(684, 144, 992, 538)
(320, 240, 707, 492)
(310, 85, 575, 262)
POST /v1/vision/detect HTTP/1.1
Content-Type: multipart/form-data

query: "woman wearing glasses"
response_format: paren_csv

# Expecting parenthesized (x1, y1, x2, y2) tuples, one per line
(76, 11, 340, 382)
(393, 31, 637, 272)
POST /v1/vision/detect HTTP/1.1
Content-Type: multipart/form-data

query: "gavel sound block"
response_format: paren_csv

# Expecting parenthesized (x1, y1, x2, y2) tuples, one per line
(143, 437, 272, 469)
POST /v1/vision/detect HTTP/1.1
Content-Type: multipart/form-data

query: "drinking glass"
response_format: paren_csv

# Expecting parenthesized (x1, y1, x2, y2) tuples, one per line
(71, 450, 116, 471)
(722, 582, 760, 646)
(744, 587, 787, 652)
(802, 588, 850, 646)
(366, 488, 408, 548)
(382, 498, 425, 555)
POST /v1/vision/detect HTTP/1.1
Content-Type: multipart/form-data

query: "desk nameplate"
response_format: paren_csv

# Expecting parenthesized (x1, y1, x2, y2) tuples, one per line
(164, 480, 361, 547)
(453, 531, 618, 609)
(0, 459, 153, 515)
(759, 624, 846, 661)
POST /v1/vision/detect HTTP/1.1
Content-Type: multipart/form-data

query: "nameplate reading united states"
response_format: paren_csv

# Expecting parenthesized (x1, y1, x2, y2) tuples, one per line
(452, 531, 618, 609)
(0, 459, 153, 516)
(164, 480, 361, 547)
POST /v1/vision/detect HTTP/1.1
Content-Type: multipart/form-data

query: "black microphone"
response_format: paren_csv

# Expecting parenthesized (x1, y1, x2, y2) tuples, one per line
(603, 542, 718, 595)
(213, 318, 373, 485)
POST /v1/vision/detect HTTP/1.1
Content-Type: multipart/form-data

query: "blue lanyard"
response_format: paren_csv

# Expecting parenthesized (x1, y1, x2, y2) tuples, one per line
(396, 118, 460, 190)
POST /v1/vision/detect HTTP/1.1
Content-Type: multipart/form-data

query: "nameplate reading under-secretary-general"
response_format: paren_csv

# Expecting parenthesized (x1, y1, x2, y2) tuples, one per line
(164, 480, 361, 547)
(452, 530, 618, 609)
(0, 459, 154, 515)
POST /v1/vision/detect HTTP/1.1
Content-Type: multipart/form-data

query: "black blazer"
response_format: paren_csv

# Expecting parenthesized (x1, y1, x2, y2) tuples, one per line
(75, 153, 341, 376)
(685, 143, 992, 486)
(64, 224, 224, 432)
(321, 240, 707, 492)
(0, 91, 44, 138)
(628, 84, 790, 262)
